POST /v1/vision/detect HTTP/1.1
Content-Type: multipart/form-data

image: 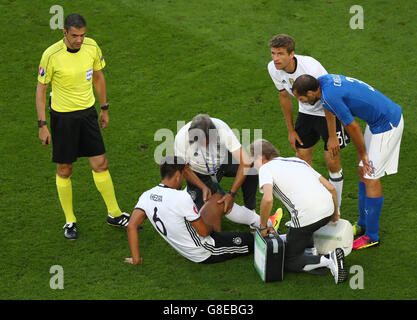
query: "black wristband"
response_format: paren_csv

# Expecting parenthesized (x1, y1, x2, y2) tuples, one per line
(38, 120, 47, 128)
(228, 191, 237, 198)
(259, 227, 268, 231)
(100, 103, 109, 110)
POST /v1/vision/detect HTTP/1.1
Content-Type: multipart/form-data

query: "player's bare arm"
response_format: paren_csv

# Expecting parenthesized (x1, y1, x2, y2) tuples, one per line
(183, 165, 212, 202)
(324, 109, 340, 158)
(343, 121, 374, 176)
(318, 176, 339, 221)
(279, 90, 303, 150)
(36, 81, 51, 146)
(217, 146, 251, 213)
(259, 183, 274, 237)
(92, 70, 108, 129)
(125, 208, 147, 265)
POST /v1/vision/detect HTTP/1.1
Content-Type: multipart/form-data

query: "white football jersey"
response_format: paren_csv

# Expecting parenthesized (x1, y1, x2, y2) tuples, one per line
(174, 117, 241, 175)
(268, 54, 328, 116)
(135, 185, 215, 262)
(258, 157, 334, 228)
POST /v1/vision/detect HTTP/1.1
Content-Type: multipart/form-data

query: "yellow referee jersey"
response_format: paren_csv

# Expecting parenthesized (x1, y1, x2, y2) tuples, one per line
(38, 37, 106, 112)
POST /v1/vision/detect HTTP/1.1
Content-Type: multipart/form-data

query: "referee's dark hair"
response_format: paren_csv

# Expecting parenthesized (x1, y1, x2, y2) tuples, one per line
(160, 155, 186, 179)
(292, 74, 320, 96)
(64, 14, 86, 30)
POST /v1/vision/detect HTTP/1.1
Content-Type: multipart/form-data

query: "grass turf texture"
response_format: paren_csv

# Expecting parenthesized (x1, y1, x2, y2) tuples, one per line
(1, 0, 416, 300)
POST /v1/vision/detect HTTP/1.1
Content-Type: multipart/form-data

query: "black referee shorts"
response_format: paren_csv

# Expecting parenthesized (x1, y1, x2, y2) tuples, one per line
(50, 106, 106, 164)
(295, 112, 350, 151)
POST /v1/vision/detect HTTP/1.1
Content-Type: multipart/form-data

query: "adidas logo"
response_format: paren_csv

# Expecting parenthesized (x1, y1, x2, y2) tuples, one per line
(108, 213, 130, 227)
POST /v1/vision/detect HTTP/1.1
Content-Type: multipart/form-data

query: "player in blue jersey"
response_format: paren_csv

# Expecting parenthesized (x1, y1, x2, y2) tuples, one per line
(292, 74, 404, 250)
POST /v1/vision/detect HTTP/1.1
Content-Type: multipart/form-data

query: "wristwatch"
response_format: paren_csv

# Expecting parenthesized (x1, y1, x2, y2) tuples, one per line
(228, 191, 238, 198)
(100, 103, 109, 110)
(38, 120, 47, 128)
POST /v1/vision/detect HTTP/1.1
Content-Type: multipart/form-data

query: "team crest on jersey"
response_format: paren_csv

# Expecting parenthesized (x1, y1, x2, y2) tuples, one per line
(86, 68, 93, 81)
(289, 78, 294, 85)
(189, 190, 197, 201)
(150, 193, 163, 202)
(232, 237, 242, 245)
(193, 205, 199, 214)
(39, 66, 45, 77)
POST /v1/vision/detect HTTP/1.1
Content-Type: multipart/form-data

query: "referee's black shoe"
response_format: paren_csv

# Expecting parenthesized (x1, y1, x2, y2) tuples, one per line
(107, 212, 130, 228)
(63, 222, 77, 240)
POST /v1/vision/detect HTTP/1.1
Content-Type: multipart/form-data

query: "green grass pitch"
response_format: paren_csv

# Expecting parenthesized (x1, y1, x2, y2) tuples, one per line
(1, 0, 416, 300)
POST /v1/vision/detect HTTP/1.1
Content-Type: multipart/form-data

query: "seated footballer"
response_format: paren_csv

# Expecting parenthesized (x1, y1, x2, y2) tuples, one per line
(124, 155, 268, 265)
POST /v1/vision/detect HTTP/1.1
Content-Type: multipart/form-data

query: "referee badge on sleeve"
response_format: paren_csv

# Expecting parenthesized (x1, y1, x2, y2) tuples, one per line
(39, 66, 45, 77)
(86, 68, 93, 81)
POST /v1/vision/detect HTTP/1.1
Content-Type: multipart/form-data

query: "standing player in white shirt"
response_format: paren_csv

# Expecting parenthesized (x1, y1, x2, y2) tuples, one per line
(267, 34, 349, 214)
(124, 156, 257, 265)
(250, 139, 348, 284)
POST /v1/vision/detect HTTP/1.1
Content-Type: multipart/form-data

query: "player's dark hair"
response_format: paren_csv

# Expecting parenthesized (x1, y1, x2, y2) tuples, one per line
(160, 155, 186, 179)
(64, 14, 86, 31)
(292, 74, 320, 96)
(188, 114, 217, 144)
(250, 139, 280, 161)
(269, 34, 295, 54)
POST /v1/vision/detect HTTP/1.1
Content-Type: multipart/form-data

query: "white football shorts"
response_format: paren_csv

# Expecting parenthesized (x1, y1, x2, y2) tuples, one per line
(359, 114, 404, 179)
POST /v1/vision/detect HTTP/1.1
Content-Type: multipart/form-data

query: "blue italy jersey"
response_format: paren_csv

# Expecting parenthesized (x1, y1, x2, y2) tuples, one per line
(318, 74, 402, 134)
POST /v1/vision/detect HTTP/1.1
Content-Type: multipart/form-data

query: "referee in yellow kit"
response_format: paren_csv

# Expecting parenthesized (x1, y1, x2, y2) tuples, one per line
(36, 14, 129, 240)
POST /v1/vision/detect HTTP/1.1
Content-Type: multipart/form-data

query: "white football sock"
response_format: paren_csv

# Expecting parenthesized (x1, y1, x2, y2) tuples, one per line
(225, 204, 262, 227)
(329, 169, 343, 213)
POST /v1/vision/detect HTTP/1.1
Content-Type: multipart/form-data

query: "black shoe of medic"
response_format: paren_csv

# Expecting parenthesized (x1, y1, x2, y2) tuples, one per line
(107, 212, 130, 228)
(63, 222, 77, 240)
